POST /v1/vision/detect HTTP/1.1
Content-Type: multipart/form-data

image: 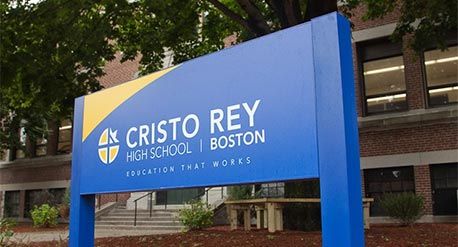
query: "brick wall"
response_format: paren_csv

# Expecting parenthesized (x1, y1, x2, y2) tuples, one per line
(98, 193, 131, 205)
(349, 4, 400, 31)
(403, 35, 426, 110)
(361, 171, 365, 197)
(352, 43, 364, 117)
(360, 122, 458, 157)
(414, 165, 433, 215)
(0, 163, 71, 185)
(98, 52, 140, 89)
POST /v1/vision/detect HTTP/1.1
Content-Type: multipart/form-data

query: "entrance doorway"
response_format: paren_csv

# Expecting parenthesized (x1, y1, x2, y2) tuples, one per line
(156, 188, 204, 205)
(430, 163, 458, 215)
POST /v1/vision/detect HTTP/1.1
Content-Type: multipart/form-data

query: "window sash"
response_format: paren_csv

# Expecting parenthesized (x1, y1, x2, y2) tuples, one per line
(358, 39, 407, 115)
(423, 45, 458, 107)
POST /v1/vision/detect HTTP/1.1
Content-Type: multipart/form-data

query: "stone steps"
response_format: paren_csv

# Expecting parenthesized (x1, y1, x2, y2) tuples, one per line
(99, 216, 176, 221)
(95, 206, 183, 232)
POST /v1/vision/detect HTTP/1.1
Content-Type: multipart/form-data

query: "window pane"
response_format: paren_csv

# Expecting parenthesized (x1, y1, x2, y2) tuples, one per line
(4, 191, 20, 217)
(425, 46, 458, 87)
(366, 93, 407, 114)
(364, 56, 406, 96)
(364, 167, 415, 216)
(363, 56, 407, 114)
(425, 46, 458, 106)
(58, 119, 72, 154)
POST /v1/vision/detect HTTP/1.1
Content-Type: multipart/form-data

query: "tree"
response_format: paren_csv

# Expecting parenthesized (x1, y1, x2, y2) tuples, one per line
(2, 0, 455, 156)
(116, 0, 456, 75)
(116, 0, 337, 74)
(341, 0, 457, 51)
(0, 0, 129, 156)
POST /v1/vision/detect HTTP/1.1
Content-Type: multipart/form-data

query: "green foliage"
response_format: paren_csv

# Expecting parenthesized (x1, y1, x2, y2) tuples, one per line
(227, 185, 253, 200)
(0, 218, 16, 245)
(179, 200, 214, 230)
(380, 192, 424, 226)
(341, 0, 457, 52)
(2, 0, 454, 153)
(30, 204, 59, 228)
(116, 0, 242, 74)
(0, 0, 130, 154)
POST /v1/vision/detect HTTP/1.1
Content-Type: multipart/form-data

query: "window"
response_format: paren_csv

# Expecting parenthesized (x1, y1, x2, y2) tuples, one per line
(35, 136, 47, 156)
(364, 166, 415, 216)
(430, 163, 458, 215)
(15, 127, 26, 159)
(4, 191, 20, 218)
(58, 119, 72, 154)
(24, 188, 65, 218)
(256, 183, 285, 198)
(359, 39, 407, 114)
(424, 45, 458, 107)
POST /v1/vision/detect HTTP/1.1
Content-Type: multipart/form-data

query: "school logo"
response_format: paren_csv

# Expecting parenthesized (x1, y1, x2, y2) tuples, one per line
(98, 128, 119, 164)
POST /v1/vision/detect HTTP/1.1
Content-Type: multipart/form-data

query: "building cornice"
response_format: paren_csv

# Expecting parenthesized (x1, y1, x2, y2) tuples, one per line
(358, 105, 458, 132)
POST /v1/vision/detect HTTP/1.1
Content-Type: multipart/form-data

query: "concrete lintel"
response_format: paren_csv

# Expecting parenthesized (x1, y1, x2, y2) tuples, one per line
(352, 23, 397, 43)
(361, 149, 458, 169)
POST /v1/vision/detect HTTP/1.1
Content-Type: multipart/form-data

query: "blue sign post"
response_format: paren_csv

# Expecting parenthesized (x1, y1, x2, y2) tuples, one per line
(70, 12, 363, 246)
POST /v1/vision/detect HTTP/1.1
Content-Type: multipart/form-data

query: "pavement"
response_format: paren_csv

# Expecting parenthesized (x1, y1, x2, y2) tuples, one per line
(10, 228, 181, 244)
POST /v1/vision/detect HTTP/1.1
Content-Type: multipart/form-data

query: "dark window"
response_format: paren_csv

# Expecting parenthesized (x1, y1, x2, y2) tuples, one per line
(4, 191, 20, 218)
(430, 163, 458, 215)
(424, 45, 458, 107)
(358, 38, 407, 115)
(156, 188, 205, 205)
(25, 189, 65, 218)
(256, 183, 285, 198)
(364, 166, 415, 216)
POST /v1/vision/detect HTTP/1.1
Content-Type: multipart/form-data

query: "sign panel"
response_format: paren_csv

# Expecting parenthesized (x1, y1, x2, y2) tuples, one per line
(70, 12, 364, 247)
(77, 23, 318, 194)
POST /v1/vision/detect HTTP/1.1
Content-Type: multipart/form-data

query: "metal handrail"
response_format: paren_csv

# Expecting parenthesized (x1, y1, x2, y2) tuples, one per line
(133, 191, 154, 226)
(132, 187, 226, 226)
(189, 186, 225, 207)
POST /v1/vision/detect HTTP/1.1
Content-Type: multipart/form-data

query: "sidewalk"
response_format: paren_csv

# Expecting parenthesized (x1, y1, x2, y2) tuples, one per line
(11, 228, 181, 243)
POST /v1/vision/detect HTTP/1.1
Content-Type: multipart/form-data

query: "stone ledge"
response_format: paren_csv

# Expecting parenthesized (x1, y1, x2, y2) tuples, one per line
(0, 154, 71, 170)
(358, 105, 458, 131)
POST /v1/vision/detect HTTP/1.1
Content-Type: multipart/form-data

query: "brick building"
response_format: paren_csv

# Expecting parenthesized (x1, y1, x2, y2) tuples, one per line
(0, 7, 456, 223)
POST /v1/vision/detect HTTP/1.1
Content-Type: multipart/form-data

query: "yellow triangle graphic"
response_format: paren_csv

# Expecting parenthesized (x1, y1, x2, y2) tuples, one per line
(82, 66, 178, 141)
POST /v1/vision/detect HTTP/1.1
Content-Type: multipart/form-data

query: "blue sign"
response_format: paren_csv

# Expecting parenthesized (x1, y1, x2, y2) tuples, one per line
(70, 12, 364, 247)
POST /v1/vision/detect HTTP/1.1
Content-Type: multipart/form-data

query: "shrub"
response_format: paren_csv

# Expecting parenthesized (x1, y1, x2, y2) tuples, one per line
(380, 192, 424, 226)
(179, 200, 213, 230)
(30, 204, 59, 228)
(0, 218, 16, 245)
